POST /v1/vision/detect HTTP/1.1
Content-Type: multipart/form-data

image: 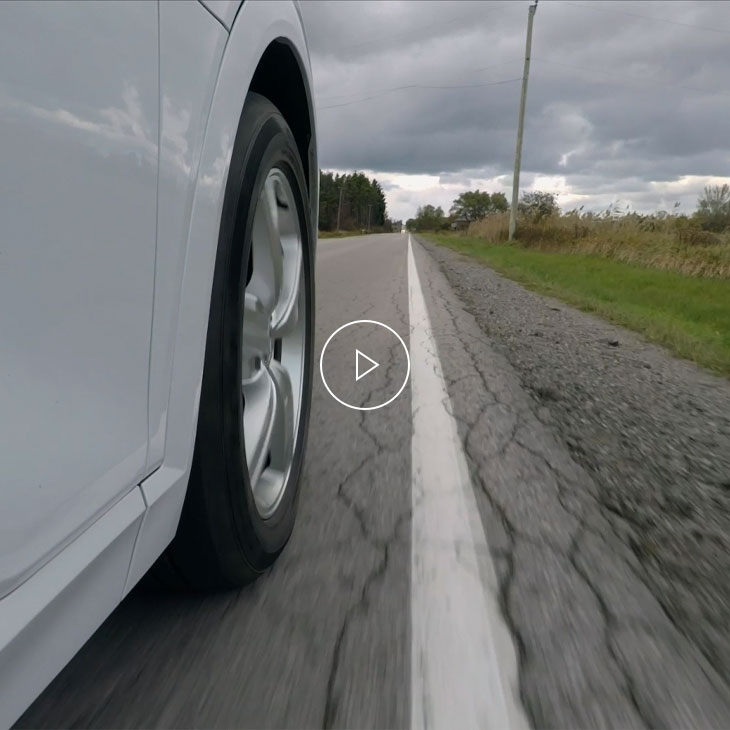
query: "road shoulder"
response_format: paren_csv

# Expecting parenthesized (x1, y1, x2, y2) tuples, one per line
(411, 235, 730, 729)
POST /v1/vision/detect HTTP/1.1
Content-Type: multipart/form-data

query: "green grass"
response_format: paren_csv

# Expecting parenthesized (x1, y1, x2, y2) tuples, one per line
(424, 233, 730, 377)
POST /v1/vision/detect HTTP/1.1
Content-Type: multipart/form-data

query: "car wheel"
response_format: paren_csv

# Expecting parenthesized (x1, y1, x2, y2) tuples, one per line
(157, 92, 314, 590)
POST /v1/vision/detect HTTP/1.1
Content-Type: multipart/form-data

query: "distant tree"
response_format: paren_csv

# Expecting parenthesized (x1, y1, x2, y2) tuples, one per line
(518, 191, 559, 221)
(370, 178, 386, 227)
(449, 190, 493, 222)
(695, 184, 730, 232)
(450, 190, 510, 222)
(413, 204, 446, 231)
(318, 170, 339, 230)
(490, 191, 509, 212)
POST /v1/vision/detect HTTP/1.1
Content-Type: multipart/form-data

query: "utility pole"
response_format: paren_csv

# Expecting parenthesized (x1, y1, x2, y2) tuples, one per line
(367, 203, 372, 232)
(336, 186, 344, 232)
(509, 0, 538, 242)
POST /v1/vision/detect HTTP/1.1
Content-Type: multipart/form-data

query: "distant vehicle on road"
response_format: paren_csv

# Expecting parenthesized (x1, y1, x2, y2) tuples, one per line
(0, 1, 317, 724)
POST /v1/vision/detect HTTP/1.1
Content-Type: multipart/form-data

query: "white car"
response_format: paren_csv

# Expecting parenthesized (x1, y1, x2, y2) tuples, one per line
(0, 1, 317, 724)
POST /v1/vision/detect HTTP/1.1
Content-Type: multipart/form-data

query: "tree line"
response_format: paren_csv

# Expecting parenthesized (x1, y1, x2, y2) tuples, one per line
(405, 185, 730, 233)
(319, 170, 393, 232)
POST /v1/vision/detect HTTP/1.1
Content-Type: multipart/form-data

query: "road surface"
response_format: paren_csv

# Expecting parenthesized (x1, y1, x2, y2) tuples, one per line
(18, 234, 730, 729)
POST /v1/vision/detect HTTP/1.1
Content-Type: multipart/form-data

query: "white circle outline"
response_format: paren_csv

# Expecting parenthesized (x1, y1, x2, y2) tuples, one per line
(319, 319, 411, 411)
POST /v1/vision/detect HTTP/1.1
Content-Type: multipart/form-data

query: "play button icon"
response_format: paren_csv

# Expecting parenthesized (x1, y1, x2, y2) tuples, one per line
(320, 319, 410, 411)
(355, 349, 379, 382)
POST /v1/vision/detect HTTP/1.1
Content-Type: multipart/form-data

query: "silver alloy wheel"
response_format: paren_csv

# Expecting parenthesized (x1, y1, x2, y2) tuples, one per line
(242, 167, 306, 519)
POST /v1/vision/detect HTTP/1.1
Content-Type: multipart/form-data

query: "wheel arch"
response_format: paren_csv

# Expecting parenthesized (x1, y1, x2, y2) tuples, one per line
(249, 38, 314, 195)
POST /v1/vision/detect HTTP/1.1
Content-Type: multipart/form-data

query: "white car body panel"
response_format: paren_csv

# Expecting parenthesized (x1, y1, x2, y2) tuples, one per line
(0, 487, 145, 728)
(0, 0, 315, 724)
(0, 0, 157, 599)
(146, 1, 228, 473)
(126, 0, 314, 593)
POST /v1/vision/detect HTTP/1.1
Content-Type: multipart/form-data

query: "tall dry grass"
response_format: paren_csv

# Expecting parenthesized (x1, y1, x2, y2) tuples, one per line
(467, 212, 730, 279)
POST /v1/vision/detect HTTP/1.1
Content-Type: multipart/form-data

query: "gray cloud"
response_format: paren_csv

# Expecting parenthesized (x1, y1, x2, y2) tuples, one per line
(300, 0, 730, 220)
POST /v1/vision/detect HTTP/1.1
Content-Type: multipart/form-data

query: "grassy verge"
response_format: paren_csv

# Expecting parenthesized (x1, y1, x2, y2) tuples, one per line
(466, 212, 730, 278)
(423, 233, 730, 377)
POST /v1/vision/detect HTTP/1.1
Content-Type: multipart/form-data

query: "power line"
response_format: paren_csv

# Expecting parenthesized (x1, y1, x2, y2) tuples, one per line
(317, 77, 522, 111)
(316, 2, 730, 116)
(555, 1, 730, 36)
(317, 57, 729, 113)
(316, 61, 520, 102)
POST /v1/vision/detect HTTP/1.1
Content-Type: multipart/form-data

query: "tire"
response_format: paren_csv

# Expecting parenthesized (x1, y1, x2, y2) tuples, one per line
(156, 92, 314, 591)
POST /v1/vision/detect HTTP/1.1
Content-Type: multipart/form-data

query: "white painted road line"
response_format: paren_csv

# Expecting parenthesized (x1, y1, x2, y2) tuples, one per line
(408, 236, 527, 730)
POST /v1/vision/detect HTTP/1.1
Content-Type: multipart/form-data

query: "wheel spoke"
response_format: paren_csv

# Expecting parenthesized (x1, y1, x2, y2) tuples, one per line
(271, 235, 302, 338)
(267, 360, 295, 472)
(242, 292, 271, 383)
(249, 175, 283, 313)
(242, 372, 276, 487)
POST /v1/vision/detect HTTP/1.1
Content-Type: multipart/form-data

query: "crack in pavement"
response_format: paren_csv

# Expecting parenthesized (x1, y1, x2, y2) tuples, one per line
(318, 260, 411, 730)
(322, 507, 410, 729)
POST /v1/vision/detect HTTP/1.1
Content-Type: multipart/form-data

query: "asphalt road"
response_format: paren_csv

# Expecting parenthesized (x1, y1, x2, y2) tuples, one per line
(19, 233, 416, 729)
(17, 233, 730, 729)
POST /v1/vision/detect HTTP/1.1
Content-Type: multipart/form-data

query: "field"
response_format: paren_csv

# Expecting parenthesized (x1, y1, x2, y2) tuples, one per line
(424, 232, 730, 377)
(465, 212, 730, 279)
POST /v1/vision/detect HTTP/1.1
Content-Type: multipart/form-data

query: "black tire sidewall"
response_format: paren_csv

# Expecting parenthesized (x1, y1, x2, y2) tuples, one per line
(201, 93, 314, 575)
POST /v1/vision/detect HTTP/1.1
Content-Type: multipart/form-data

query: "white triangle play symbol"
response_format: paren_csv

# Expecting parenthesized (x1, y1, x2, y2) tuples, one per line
(355, 349, 379, 382)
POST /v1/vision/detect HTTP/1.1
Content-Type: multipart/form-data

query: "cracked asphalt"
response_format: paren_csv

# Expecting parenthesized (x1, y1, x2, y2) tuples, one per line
(415, 235, 730, 728)
(18, 233, 730, 729)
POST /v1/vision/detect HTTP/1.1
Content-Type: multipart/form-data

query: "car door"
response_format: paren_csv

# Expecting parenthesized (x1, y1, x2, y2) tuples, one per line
(0, 1, 158, 597)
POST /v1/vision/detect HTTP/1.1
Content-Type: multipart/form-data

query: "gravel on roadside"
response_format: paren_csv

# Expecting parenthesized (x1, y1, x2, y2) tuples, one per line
(417, 236, 730, 715)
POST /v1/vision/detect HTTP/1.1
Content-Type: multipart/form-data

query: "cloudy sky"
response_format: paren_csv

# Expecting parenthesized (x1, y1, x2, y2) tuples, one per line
(300, 0, 730, 223)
